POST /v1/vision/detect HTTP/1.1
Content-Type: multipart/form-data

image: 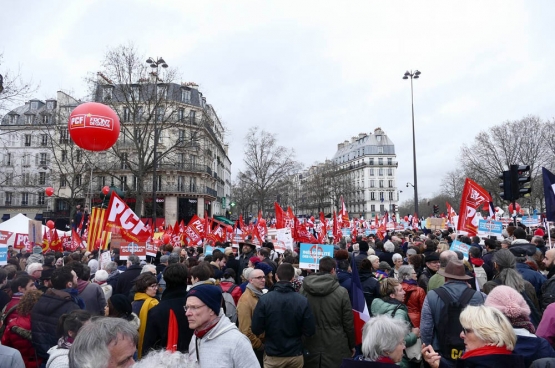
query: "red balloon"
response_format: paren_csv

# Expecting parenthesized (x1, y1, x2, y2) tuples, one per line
(45, 187, 54, 197)
(68, 102, 120, 151)
(46, 220, 55, 229)
(102, 186, 110, 195)
(508, 202, 521, 214)
(226, 225, 234, 233)
(163, 234, 171, 244)
(404, 216, 409, 222)
(158, 226, 164, 232)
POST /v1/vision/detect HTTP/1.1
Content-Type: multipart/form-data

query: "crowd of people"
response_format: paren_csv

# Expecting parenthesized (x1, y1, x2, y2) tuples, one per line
(1, 223, 555, 367)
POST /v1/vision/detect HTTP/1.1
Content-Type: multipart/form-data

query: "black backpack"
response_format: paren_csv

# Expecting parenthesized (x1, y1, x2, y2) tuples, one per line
(433, 287, 476, 362)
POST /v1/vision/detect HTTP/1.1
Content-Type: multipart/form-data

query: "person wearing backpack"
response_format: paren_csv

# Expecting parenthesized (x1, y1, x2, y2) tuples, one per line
(219, 269, 242, 306)
(420, 260, 485, 363)
(251, 263, 315, 368)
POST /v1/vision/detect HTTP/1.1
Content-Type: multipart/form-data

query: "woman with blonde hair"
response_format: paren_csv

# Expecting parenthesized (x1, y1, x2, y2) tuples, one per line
(423, 305, 525, 368)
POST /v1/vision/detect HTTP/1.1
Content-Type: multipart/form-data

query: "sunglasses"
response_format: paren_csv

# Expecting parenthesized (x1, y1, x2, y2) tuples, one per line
(462, 327, 473, 335)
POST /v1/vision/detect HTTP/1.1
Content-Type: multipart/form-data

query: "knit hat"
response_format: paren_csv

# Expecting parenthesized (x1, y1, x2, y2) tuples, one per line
(485, 285, 534, 333)
(40, 268, 54, 281)
(94, 269, 109, 283)
(187, 284, 222, 316)
(534, 228, 545, 237)
(109, 294, 133, 316)
(255, 262, 273, 275)
(88, 259, 99, 275)
(249, 256, 261, 265)
(33, 245, 43, 255)
(425, 253, 440, 263)
(378, 261, 392, 271)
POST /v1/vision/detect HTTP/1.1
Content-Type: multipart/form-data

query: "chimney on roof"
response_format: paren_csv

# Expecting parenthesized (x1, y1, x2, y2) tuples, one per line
(338, 142, 344, 150)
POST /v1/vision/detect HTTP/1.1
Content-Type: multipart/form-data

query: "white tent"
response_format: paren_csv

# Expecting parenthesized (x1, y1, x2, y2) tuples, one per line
(0, 213, 70, 247)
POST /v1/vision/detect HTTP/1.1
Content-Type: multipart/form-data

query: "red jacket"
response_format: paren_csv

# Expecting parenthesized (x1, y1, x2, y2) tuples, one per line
(401, 281, 426, 328)
(1, 313, 43, 368)
(219, 281, 243, 305)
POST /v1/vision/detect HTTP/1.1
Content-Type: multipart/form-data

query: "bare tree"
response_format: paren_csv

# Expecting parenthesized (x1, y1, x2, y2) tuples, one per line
(440, 168, 466, 210)
(237, 127, 301, 213)
(0, 53, 38, 118)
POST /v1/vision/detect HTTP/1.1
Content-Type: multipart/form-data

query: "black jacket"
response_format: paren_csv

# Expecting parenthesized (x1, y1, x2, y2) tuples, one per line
(359, 270, 380, 315)
(142, 287, 193, 356)
(439, 353, 525, 367)
(114, 264, 143, 296)
(31, 289, 81, 359)
(225, 257, 241, 284)
(252, 281, 315, 357)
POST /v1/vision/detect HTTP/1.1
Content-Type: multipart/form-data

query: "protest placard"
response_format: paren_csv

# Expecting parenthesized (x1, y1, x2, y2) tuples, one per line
(299, 243, 334, 270)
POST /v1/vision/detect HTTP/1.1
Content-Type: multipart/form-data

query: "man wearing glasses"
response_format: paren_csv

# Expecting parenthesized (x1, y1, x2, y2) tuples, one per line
(237, 269, 266, 365)
(185, 284, 260, 367)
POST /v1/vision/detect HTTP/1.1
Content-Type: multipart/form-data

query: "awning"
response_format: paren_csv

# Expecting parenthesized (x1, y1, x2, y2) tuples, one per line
(34, 213, 44, 221)
(213, 215, 235, 226)
(1, 214, 10, 222)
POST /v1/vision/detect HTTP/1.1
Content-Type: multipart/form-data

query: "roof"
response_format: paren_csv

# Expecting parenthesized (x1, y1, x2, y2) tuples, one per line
(332, 128, 395, 161)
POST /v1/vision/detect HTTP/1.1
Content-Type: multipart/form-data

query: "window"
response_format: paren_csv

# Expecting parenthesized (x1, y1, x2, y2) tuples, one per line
(133, 176, 138, 191)
(43, 115, 51, 124)
(178, 108, 185, 121)
(378, 168, 384, 176)
(190, 155, 197, 165)
(156, 175, 162, 191)
(132, 86, 140, 101)
(39, 172, 46, 185)
(21, 173, 30, 186)
(379, 192, 384, 201)
(369, 168, 374, 176)
(389, 192, 394, 200)
(378, 158, 383, 165)
(178, 176, 185, 191)
(378, 147, 383, 154)
(120, 176, 127, 188)
(60, 174, 67, 187)
(388, 180, 393, 188)
(40, 153, 47, 165)
(21, 193, 29, 205)
(121, 153, 128, 169)
(189, 177, 197, 192)
(387, 158, 392, 165)
(26, 114, 34, 124)
(75, 174, 82, 186)
(369, 158, 374, 165)
(98, 176, 106, 190)
(31, 101, 38, 110)
(5, 153, 11, 166)
(10, 115, 18, 124)
(24, 135, 32, 147)
(76, 150, 82, 163)
(371, 192, 376, 200)
(38, 192, 45, 205)
(123, 107, 131, 122)
(388, 168, 393, 176)
(371, 204, 375, 212)
(39, 134, 48, 146)
(103, 87, 112, 100)
(134, 106, 143, 121)
(370, 180, 375, 188)
(60, 129, 69, 144)
(5, 173, 13, 186)
(181, 89, 191, 103)
(61, 150, 67, 163)
(157, 85, 167, 99)
(57, 201, 69, 211)
(178, 130, 185, 143)
(380, 204, 385, 213)
(156, 107, 164, 121)
(46, 101, 55, 110)
(189, 110, 196, 124)
(379, 180, 384, 188)
(5, 192, 12, 205)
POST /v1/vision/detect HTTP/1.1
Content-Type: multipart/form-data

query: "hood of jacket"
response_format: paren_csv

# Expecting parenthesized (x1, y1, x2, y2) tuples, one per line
(336, 269, 352, 283)
(302, 273, 339, 296)
(204, 311, 239, 341)
(272, 281, 296, 293)
(46, 346, 69, 368)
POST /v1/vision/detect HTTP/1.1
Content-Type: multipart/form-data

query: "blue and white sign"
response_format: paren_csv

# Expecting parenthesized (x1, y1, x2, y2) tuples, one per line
(521, 215, 540, 227)
(449, 240, 469, 260)
(205, 245, 225, 256)
(0, 246, 6, 265)
(365, 229, 377, 236)
(299, 243, 334, 270)
(477, 220, 503, 235)
(341, 228, 351, 237)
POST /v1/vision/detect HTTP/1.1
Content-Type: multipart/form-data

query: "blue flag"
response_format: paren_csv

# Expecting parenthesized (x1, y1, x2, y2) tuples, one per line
(542, 167, 555, 221)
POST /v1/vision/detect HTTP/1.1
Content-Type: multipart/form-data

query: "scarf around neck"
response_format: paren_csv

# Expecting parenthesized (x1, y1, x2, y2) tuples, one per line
(134, 292, 159, 359)
(462, 345, 511, 359)
(247, 283, 264, 298)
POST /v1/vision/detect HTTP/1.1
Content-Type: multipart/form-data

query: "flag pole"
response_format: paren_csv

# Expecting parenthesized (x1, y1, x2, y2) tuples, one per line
(546, 218, 552, 249)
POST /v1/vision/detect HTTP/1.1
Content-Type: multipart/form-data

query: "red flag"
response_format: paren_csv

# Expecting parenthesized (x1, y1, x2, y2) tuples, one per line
(333, 211, 342, 243)
(185, 215, 204, 246)
(42, 228, 51, 253)
(70, 229, 82, 252)
(457, 178, 493, 236)
(105, 192, 150, 243)
(317, 212, 327, 244)
(255, 211, 268, 244)
(340, 196, 349, 225)
(50, 229, 62, 252)
(293, 216, 318, 243)
(446, 202, 457, 224)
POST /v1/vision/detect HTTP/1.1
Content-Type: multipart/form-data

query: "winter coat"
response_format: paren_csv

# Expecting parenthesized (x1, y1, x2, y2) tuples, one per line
(1, 313, 42, 368)
(0, 344, 25, 368)
(538, 303, 555, 348)
(99, 283, 112, 301)
(219, 281, 243, 305)
(114, 264, 142, 296)
(251, 281, 315, 357)
(420, 281, 485, 351)
(359, 270, 380, 315)
(30, 289, 81, 360)
(532, 358, 555, 368)
(77, 280, 106, 315)
(187, 311, 261, 368)
(516, 262, 546, 297)
(238, 250, 255, 282)
(224, 257, 241, 284)
(300, 273, 355, 368)
(142, 287, 193, 356)
(106, 270, 120, 291)
(370, 298, 418, 348)
(437, 352, 525, 367)
(401, 281, 426, 328)
(354, 252, 369, 270)
(337, 270, 353, 300)
(513, 329, 555, 367)
(340, 359, 398, 368)
(418, 267, 435, 291)
(236, 287, 264, 350)
(46, 346, 69, 368)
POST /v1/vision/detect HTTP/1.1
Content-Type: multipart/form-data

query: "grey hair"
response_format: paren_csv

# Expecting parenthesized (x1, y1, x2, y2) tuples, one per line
(141, 264, 157, 274)
(160, 255, 170, 264)
(439, 250, 458, 268)
(26, 262, 43, 274)
(392, 253, 403, 262)
(127, 255, 140, 265)
(103, 261, 118, 273)
(384, 241, 395, 253)
(397, 265, 414, 281)
(134, 349, 191, 367)
(493, 249, 525, 292)
(68, 317, 138, 368)
(361, 314, 408, 361)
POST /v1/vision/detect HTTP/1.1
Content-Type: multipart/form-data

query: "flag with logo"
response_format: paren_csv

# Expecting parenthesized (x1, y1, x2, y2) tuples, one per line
(350, 253, 370, 345)
(457, 178, 493, 236)
(340, 196, 349, 226)
(185, 215, 204, 246)
(104, 192, 150, 245)
(446, 202, 457, 224)
(543, 167, 555, 222)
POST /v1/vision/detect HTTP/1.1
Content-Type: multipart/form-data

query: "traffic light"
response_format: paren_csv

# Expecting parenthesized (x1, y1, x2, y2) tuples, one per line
(433, 205, 439, 215)
(511, 164, 531, 200)
(392, 204, 398, 213)
(499, 170, 513, 201)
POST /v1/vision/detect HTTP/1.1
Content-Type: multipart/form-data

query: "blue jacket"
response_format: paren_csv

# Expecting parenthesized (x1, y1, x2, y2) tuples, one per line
(516, 262, 546, 297)
(514, 332, 555, 367)
(337, 270, 353, 300)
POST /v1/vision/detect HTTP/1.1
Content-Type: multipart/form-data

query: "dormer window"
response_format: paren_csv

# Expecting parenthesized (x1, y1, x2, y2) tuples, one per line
(30, 101, 38, 110)
(181, 89, 191, 103)
(376, 135, 382, 142)
(157, 85, 167, 99)
(46, 101, 55, 110)
(10, 115, 18, 124)
(103, 87, 113, 100)
(26, 115, 34, 124)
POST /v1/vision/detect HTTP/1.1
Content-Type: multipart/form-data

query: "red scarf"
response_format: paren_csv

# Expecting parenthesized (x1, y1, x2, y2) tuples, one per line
(462, 345, 511, 359)
(376, 356, 395, 363)
(194, 318, 220, 339)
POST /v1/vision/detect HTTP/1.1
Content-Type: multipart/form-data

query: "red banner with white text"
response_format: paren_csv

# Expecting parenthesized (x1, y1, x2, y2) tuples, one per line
(457, 178, 493, 236)
(105, 192, 150, 243)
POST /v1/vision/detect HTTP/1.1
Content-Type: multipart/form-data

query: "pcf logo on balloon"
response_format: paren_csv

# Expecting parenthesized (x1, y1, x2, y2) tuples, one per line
(68, 102, 120, 151)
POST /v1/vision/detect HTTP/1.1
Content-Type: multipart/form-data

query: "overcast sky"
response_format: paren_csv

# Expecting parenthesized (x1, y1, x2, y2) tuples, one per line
(2, 1, 555, 204)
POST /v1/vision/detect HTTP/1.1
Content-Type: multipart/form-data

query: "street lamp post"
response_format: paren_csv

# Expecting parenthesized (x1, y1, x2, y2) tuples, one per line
(403, 70, 421, 218)
(146, 57, 168, 227)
